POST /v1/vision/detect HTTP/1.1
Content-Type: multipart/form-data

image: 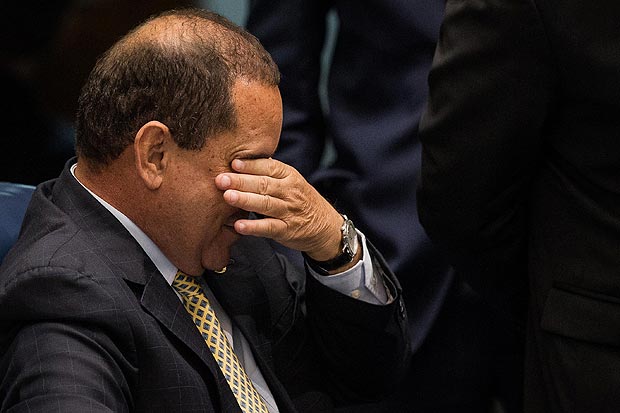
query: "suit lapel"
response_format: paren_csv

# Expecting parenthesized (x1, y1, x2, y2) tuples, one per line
(140, 271, 220, 372)
(140, 262, 244, 411)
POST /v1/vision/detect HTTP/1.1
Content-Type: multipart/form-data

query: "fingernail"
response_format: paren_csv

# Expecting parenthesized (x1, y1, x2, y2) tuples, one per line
(232, 159, 245, 170)
(220, 175, 231, 188)
(227, 190, 239, 203)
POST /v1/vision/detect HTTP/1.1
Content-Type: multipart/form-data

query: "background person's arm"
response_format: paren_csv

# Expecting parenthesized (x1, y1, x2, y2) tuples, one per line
(417, 0, 554, 316)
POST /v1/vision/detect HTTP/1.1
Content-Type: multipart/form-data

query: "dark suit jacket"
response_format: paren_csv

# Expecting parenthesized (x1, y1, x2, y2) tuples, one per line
(0, 162, 408, 412)
(418, 0, 620, 411)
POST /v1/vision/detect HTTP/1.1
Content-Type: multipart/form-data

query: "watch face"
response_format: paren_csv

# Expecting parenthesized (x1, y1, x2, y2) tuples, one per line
(343, 219, 359, 256)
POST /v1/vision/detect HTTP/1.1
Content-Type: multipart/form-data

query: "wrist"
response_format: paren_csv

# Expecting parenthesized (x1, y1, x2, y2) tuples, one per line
(304, 214, 360, 275)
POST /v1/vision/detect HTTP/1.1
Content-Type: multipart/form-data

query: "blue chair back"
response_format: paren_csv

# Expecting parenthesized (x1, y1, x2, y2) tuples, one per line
(0, 182, 35, 262)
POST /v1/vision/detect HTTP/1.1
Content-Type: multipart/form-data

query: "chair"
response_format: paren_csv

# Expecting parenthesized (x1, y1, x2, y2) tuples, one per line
(0, 182, 35, 263)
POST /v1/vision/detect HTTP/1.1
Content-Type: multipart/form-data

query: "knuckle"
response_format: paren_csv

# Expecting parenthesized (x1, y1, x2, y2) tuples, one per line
(272, 160, 288, 178)
(236, 192, 248, 208)
(235, 175, 245, 191)
(263, 194, 272, 211)
(258, 176, 269, 194)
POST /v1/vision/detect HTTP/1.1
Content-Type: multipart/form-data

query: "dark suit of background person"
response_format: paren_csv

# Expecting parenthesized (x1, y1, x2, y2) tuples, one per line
(246, 1, 522, 412)
(418, 0, 620, 411)
(0, 9, 408, 412)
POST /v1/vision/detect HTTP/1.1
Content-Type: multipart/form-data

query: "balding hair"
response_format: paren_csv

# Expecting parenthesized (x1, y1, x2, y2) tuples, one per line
(75, 8, 280, 169)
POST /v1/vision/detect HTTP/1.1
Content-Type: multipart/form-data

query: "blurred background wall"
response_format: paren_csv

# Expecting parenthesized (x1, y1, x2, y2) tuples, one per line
(1, 0, 283, 185)
(202, 0, 248, 25)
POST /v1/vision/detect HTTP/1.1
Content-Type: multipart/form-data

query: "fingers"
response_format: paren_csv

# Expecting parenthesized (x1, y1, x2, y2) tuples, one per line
(231, 158, 288, 179)
(217, 173, 279, 198)
(233, 216, 287, 238)
(216, 158, 299, 218)
(215, 158, 290, 198)
(222, 189, 288, 218)
(214, 157, 342, 255)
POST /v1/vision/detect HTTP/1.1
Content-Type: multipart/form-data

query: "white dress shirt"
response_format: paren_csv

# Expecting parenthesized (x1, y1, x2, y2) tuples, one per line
(71, 164, 389, 412)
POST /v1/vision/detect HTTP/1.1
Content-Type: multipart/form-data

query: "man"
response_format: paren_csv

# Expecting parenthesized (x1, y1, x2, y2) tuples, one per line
(418, 0, 620, 411)
(246, 2, 519, 412)
(0, 9, 408, 412)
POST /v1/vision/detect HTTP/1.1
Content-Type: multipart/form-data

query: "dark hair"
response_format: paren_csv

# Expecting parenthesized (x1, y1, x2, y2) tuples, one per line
(75, 8, 280, 168)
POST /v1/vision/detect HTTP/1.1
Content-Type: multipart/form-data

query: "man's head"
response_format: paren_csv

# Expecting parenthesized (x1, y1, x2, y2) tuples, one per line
(75, 7, 280, 169)
(74, 9, 283, 274)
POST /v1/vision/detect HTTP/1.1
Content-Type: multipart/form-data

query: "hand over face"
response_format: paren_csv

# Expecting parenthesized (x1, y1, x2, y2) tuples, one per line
(215, 158, 343, 261)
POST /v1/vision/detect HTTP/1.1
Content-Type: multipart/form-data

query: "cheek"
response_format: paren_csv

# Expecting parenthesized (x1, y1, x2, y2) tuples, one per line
(195, 191, 230, 232)
(205, 188, 229, 215)
(187, 181, 223, 212)
(168, 194, 215, 235)
(172, 173, 230, 232)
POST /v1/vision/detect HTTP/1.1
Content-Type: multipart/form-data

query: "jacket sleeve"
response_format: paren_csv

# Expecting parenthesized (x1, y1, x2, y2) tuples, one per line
(304, 241, 410, 403)
(0, 267, 134, 412)
(417, 0, 554, 310)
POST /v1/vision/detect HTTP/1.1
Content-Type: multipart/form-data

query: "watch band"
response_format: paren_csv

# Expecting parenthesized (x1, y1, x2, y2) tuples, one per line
(304, 215, 359, 275)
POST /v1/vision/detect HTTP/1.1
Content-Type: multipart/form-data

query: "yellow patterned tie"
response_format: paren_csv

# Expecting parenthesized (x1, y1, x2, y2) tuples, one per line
(173, 271, 269, 413)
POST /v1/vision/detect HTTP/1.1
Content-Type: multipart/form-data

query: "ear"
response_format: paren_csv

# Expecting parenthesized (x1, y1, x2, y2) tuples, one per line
(134, 121, 171, 190)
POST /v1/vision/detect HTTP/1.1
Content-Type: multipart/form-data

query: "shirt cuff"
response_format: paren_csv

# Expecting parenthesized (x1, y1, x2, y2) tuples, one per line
(307, 230, 391, 305)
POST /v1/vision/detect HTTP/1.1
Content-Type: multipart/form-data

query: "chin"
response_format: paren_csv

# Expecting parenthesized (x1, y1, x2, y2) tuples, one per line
(200, 249, 229, 270)
(200, 227, 241, 271)
(201, 247, 233, 272)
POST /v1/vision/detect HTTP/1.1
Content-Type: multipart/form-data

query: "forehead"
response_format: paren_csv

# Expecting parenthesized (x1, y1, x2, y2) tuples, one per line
(220, 80, 282, 157)
(232, 80, 282, 121)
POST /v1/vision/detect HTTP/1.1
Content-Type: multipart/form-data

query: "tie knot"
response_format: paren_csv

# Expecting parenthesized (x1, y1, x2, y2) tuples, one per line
(172, 271, 203, 296)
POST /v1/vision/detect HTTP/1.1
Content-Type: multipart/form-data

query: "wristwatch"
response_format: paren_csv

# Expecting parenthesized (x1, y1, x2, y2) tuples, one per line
(304, 214, 360, 275)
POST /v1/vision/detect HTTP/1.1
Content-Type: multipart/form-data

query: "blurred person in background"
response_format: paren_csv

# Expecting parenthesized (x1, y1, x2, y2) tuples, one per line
(418, 0, 620, 411)
(247, 1, 524, 411)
